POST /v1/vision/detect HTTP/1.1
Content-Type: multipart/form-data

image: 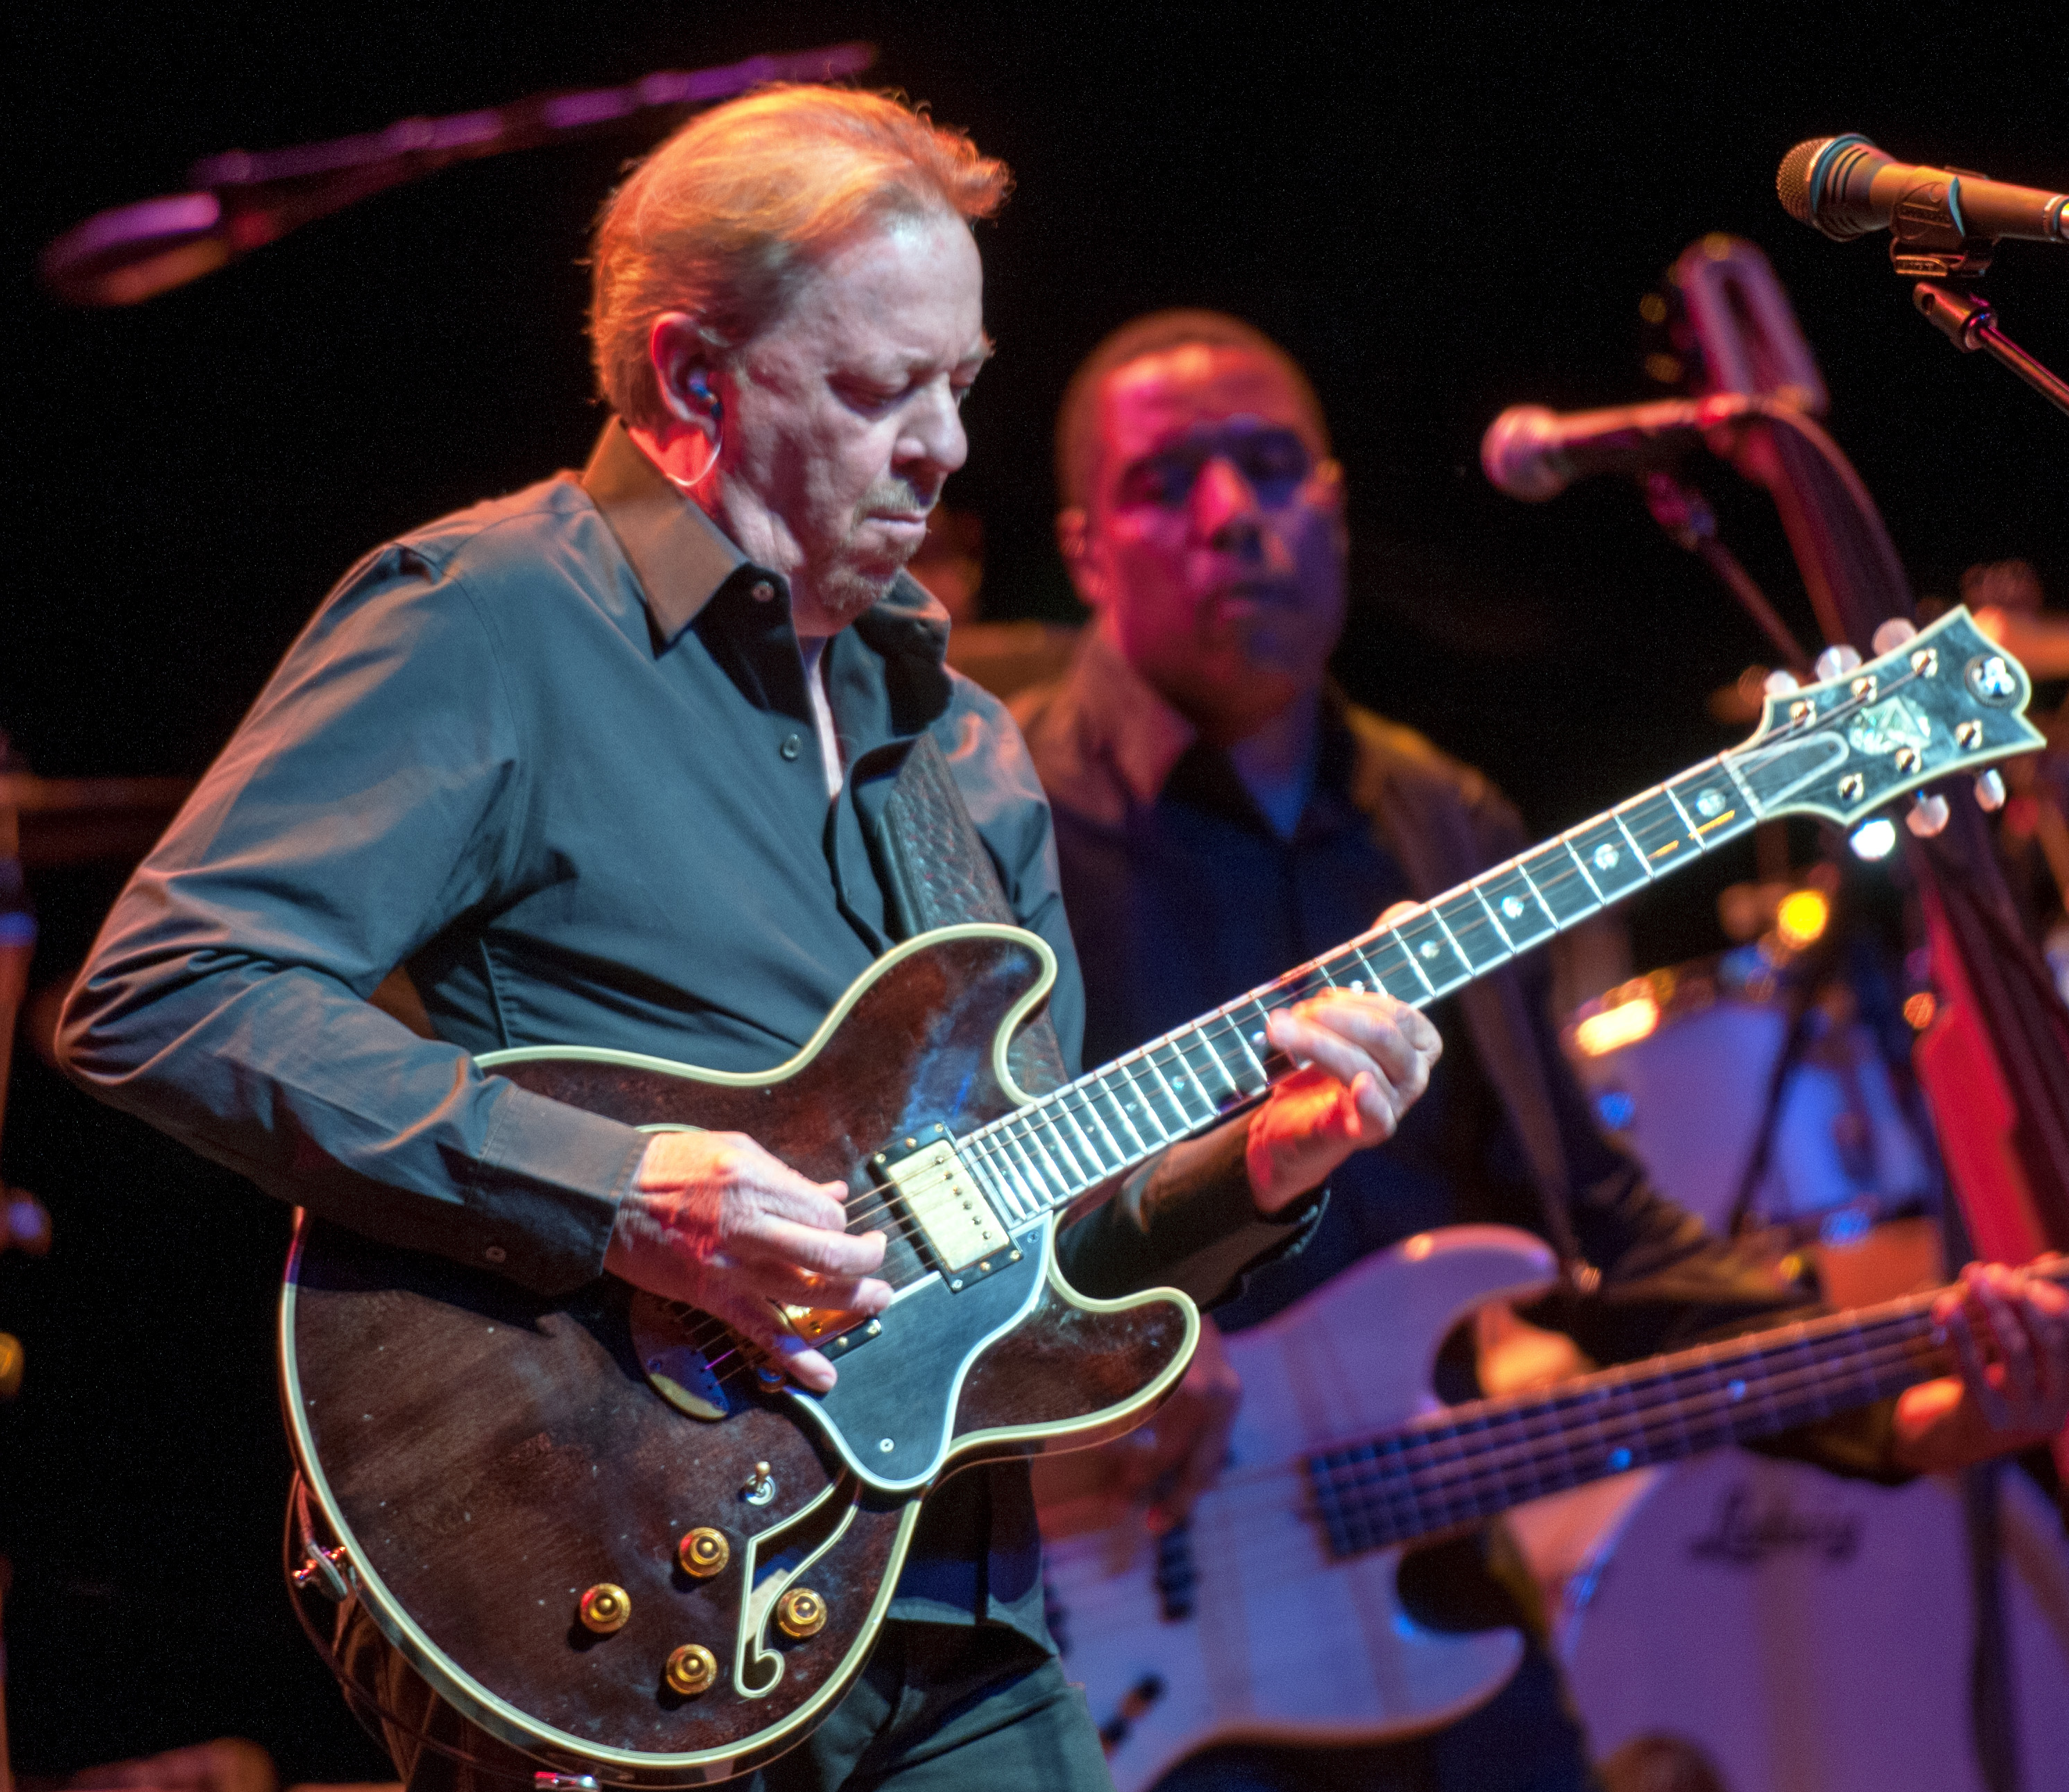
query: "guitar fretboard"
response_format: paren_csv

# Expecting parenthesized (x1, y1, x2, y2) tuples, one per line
(951, 726, 1846, 1225)
(1303, 1258, 2069, 1556)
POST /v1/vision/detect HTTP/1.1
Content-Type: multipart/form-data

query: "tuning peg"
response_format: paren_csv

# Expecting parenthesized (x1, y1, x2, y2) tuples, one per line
(1975, 769, 2007, 812)
(1871, 618, 1920, 655)
(1814, 644, 1864, 681)
(1762, 668, 1801, 696)
(1906, 794, 1951, 838)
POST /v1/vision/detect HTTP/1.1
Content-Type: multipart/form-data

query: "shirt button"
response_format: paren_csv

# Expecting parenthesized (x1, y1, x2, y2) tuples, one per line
(484, 1245, 508, 1264)
(750, 580, 775, 602)
(780, 734, 802, 760)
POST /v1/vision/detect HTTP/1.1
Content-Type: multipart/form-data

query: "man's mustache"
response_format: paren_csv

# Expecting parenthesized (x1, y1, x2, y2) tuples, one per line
(854, 479, 938, 521)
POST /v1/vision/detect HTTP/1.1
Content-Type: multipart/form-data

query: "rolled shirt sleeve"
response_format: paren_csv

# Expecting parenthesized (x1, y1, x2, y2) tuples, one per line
(58, 546, 646, 1293)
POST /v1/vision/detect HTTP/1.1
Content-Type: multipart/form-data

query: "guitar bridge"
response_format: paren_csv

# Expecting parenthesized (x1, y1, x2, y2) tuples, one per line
(872, 1124, 1016, 1289)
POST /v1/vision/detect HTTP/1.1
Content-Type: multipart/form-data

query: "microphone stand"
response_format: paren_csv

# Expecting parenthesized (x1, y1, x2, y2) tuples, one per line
(1914, 283, 2069, 420)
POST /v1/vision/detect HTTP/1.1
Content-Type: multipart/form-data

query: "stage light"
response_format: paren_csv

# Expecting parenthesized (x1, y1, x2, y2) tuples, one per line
(1904, 991, 1937, 1031)
(1575, 993, 1661, 1058)
(1850, 817, 1898, 861)
(1775, 887, 1829, 948)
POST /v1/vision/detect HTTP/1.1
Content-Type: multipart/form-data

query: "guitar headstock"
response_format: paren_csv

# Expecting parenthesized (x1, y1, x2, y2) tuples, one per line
(1729, 607, 2043, 830)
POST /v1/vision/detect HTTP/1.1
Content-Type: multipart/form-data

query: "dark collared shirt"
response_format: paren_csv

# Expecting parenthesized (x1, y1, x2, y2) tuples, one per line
(60, 423, 1080, 1294)
(60, 424, 1310, 1644)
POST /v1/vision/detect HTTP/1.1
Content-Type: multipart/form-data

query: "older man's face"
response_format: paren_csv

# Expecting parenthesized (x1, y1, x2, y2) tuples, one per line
(724, 208, 989, 635)
(1078, 345, 1344, 736)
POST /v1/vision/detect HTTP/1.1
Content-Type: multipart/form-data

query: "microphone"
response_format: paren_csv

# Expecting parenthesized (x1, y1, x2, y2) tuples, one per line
(1778, 135, 2068, 248)
(1480, 392, 1761, 503)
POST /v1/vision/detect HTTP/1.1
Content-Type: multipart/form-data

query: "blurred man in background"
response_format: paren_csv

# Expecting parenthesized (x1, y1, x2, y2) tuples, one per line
(1015, 310, 2069, 1792)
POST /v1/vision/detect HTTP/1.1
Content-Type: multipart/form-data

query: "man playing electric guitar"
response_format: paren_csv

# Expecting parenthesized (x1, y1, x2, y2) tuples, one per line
(57, 96, 1444, 1790)
(1014, 310, 2069, 1792)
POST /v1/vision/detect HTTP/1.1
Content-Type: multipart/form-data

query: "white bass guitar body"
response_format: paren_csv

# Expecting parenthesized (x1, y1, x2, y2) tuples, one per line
(1042, 1227, 1557, 1791)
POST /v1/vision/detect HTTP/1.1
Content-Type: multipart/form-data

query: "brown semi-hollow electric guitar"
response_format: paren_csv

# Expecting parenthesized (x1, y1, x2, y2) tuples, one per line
(280, 609, 2035, 1782)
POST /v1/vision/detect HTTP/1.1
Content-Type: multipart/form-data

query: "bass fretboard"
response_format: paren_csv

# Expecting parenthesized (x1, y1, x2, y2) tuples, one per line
(1304, 1258, 2069, 1556)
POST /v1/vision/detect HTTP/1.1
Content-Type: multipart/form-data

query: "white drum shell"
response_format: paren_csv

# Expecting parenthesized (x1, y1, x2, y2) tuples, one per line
(1530, 1450, 2069, 1792)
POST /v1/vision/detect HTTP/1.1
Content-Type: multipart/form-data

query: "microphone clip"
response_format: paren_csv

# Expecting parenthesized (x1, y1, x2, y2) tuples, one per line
(1886, 167, 1997, 281)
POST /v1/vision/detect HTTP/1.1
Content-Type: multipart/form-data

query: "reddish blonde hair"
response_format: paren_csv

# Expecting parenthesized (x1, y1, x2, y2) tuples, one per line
(590, 86, 1011, 428)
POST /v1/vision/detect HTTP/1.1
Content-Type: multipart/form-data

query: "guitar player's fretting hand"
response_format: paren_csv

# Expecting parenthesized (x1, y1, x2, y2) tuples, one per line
(605, 1130, 891, 1393)
(1892, 1257, 2069, 1474)
(1246, 978, 1444, 1215)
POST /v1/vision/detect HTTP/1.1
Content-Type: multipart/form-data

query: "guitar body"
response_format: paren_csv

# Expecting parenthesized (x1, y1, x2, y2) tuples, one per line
(282, 924, 1197, 1783)
(275, 611, 2038, 1782)
(1042, 1226, 1559, 1792)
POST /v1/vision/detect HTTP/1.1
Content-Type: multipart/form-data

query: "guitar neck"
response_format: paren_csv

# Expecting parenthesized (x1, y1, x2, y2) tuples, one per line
(1306, 1258, 2069, 1555)
(953, 729, 1846, 1226)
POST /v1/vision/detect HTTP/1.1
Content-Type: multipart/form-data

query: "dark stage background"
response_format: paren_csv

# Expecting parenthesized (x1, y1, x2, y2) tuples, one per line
(3, 2, 2063, 1773)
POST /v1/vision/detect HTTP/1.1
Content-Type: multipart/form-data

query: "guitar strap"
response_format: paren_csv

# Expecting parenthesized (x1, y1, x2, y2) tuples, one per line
(875, 728, 1071, 1102)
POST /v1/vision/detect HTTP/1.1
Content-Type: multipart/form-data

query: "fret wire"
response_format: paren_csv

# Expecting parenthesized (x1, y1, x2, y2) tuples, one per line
(1525, 846, 1595, 925)
(1515, 861, 1557, 930)
(1471, 885, 1517, 954)
(1717, 752, 1764, 820)
(1661, 782, 1701, 840)
(1019, 1110, 1081, 1197)
(1144, 1039, 1210, 1129)
(1075, 1079, 1129, 1165)
(1391, 928, 1439, 998)
(1117, 1047, 1183, 1133)
(963, 1133, 1027, 1215)
(1428, 906, 1474, 971)
(1561, 838, 1608, 905)
(1049, 1097, 1108, 1183)
(1609, 810, 1654, 876)
(1123, 1050, 1186, 1140)
(1222, 1007, 1272, 1084)
(1100, 1066, 1159, 1152)
(1350, 937, 1420, 1004)
(996, 1133, 1047, 1213)
(1143, 1041, 1193, 1122)
(964, 1142, 1027, 1221)
(1176, 1023, 1244, 1106)
(1001, 1126, 1055, 1207)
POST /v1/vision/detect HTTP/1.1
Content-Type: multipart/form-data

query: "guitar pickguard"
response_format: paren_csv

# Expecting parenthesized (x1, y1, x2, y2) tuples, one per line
(805, 1228, 1047, 1490)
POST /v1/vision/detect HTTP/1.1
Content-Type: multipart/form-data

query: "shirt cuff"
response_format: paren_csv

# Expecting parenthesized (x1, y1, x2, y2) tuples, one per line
(456, 1080, 648, 1294)
(1055, 1115, 1327, 1309)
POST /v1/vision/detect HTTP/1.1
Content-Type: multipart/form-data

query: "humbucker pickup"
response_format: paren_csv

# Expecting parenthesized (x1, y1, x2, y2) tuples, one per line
(872, 1125, 1012, 1282)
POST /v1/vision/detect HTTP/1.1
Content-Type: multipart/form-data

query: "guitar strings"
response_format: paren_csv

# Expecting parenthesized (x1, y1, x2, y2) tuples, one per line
(837, 656, 1931, 1242)
(1114, 1314, 1945, 1547)
(1032, 1330, 1956, 1603)
(646, 663, 1946, 1382)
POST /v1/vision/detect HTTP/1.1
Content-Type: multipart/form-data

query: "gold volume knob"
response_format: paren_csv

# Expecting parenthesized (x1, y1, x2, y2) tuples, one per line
(775, 1585, 826, 1639)
(677, 1527, 729, 1578)
(578, 1583, 631, 1635)
(664, 1642, 718, 1695)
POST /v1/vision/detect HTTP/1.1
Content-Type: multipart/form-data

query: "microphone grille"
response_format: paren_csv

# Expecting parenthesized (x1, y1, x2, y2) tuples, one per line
(1776, 137, 1832, 225)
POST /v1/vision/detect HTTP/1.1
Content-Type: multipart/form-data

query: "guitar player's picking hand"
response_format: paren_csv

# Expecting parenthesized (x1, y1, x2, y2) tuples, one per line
(1246, 990, 1443, 1215)
(605, 1130, 891, 1393)
(1120, 1314, 1243, 1534)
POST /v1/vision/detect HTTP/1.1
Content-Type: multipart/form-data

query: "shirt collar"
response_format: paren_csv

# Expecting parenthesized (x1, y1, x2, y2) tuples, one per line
(1042, 623, 1362, 835)
(1053, 623, 1201, 812)
(578, 419, 953, 678)
(580, 417, 752, 643)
